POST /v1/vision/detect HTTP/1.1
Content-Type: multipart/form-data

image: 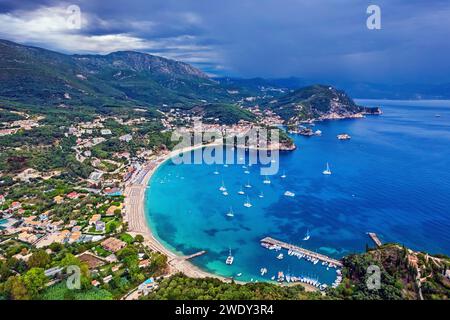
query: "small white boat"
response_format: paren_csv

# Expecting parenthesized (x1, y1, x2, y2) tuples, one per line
(263, 176, 271, 184)
(238, 187, 245, 195)
(271, 276, 275, 280)
(236, 273, 242, 277)
(260, 268, 268, 276)
(244, 170, 250, 174)
(303, 229, 311, 241)
(226, 248, 234, 265)
(322, 162, 332, 175)
(223, 164, 229, 167)
(315, 130, 322, 136)
(213, 170, 220, 175)
(245, 180, 252, 188)
(284, 191, 295, 197)
(219, 180, 227, 192)
(281, 171, 286, 179)
(244, 196, 252, 208)
(222, 191, 229, 196)
(276, 253, 284, 260)
(259, 191, 264, 198)
(226, 207, 234, 217)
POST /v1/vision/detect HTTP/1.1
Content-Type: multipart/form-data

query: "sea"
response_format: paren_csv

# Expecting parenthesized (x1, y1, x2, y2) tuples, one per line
(144, 100, 450, 285)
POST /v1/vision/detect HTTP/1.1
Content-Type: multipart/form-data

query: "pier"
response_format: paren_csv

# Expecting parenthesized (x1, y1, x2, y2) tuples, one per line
(261, 237, 343, 267)
(184, 250, 207, 260)
(367, 232, 382, 247)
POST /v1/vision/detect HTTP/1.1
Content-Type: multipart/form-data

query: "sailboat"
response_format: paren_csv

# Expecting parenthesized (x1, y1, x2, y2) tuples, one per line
(226, 207, 234, 217)
(219, 180, 227, 192)
(213, 167, 220, 175)
(263, 176, 271, 184)
(281, 171, 286, 179)
(303, 229, 310, 241)
(238, 186, 245, 195)
(244, 196, 252, 208)
(322, 162, 332, 175)
(245, 180, 252, 188)
(226, 248, 234, 265)
(259, 191, 264, 198)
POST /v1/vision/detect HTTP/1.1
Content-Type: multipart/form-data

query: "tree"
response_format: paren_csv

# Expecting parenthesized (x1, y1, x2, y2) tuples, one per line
(22, 268, 48, 298)
(28, 250, 51, 269)
(134, 234, 144, 243)
(4, 276, 30, 300)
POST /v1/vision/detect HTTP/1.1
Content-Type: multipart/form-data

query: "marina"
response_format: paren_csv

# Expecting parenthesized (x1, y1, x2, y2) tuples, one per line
(260, 237, 343, 268)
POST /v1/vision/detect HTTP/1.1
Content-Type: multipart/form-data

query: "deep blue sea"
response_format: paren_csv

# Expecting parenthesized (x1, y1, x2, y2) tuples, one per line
(145, 100, 450, 284)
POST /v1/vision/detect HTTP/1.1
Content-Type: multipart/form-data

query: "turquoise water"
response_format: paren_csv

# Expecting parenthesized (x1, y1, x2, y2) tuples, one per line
(145, 100, 450, 284)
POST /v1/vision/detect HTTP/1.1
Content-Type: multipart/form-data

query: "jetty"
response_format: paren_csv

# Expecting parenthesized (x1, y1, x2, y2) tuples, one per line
(367, 232, 382, 247)
(261, 237, 343, 267)
(184, 250, 207, 260)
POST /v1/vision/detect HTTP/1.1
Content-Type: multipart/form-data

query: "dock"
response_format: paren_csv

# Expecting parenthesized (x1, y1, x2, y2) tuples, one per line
(184, 250, 207, 260)
(367, 232, 382, 247)
(261, 237, 343, 267)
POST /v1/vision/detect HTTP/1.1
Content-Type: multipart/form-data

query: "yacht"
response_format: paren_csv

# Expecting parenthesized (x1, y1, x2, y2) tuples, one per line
(219, 180, 227, 192)
(238, 187, 245, 195)
(244, 196, 252, 208)
(226, 207, 234, 217)
(225, 248, 234, 265)
(303, 229, 311, 241)
(222, 191, 229, 196)
(277, 253, 284, 260)
(260, 268, 268, 276)
(263, 176, 271, 184)
(284, 191, 295, 197)
(322, 162, 332, 175)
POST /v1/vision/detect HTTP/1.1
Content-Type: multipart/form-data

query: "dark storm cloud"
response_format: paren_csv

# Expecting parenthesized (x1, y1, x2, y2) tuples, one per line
(0, 0, 449, 83)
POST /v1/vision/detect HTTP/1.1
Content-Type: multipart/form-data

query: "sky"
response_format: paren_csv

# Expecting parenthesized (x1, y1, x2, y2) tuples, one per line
(0, 0, 449, 84)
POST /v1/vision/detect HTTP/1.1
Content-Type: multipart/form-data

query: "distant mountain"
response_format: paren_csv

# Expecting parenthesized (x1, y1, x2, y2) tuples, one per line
(0, 39, 234, 108)
(265, 84, 380, 123)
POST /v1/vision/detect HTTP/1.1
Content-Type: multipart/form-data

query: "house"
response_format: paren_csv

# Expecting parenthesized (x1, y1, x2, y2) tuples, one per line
(47, 221, 63, 233)
(119, 134, 133, 142)
(66, 191, 80, 200)
(101, 237, 126, 253)
(138, 278, 158, 295)
(18, 231, 38, 244)
(69, 231, 82, 243)
(95, 220, 105, 232)
(0, 194, 5, 204)
(10, 201, 21, 210)
(44, 267, 64, 279)
(101, 129, 112, 136)
(91, 280, 100, 287)
(445, 269, 450, 280)
(15, 168, 40, 182)
(139, 259, 150, 268)
(83, 150, 92, 157)
(106, 204, 122, 216)
(104, 188, 122, 197)
(53, 195, 64, 204)
(89, 214, 101, 226)
(103, 275, 113, 283)
(88, 171, 103, 182)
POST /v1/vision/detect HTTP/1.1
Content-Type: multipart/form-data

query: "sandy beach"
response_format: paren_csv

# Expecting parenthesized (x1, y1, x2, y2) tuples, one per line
(123, 142, 317, 290)
(124, 142, 234, 281)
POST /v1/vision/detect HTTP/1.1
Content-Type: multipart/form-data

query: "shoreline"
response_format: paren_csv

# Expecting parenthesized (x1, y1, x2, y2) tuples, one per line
(123, 141, 317, 290)
(124, 142, 234, 282)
